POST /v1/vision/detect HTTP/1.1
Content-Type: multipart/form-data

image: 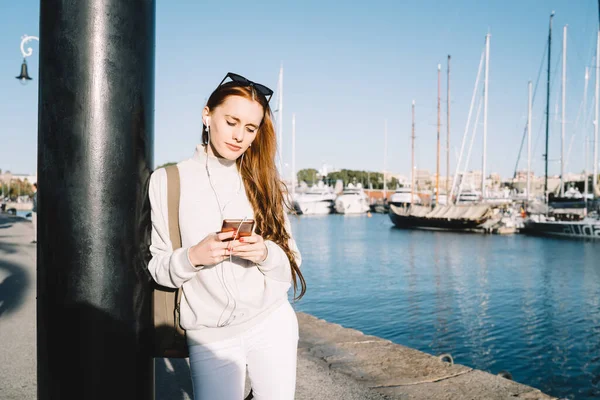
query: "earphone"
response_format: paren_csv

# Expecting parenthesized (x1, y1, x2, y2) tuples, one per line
(204, 120, 250, 327)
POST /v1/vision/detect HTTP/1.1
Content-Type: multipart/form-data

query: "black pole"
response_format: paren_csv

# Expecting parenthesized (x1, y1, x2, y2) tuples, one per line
(544, 12, 554, 200)
(37, 1, 155, 399)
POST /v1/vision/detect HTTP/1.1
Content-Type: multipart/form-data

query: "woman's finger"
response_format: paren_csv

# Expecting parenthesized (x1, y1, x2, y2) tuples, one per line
(216, 248, 232, 262)
(228, 237, 261, 249)
(231, 243, 261, 253)
(216, 231, 236, 242)
(211, 240, 234, 250)
(238, 235, 260, 244)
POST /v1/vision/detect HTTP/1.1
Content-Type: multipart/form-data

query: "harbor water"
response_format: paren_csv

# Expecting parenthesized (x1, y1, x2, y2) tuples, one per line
(290, 213, 600, 400)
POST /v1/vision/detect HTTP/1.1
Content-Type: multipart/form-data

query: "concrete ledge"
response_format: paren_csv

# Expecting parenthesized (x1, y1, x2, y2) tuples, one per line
(297, 312, 557, 400)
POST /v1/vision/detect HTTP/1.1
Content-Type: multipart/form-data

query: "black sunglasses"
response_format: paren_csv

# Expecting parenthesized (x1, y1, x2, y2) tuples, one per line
(218, 72, 274, 103)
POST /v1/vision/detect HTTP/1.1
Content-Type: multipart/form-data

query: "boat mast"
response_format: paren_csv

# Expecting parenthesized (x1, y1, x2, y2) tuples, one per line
(383, 119, 388, 199)
(594, 1, 600, 197)
(584, 67, 590, 207)
(447, 55, 451, 198)
(292, 113, 296, 199)
(277, 64, 284, 174)
(544, 13, 554, 200)
(561, 25, 567, 197)
(527, 81, 532, 206)
(411, 100, 416, 206)
(436, 64, 441, 204)
(481, 33, 490, 197)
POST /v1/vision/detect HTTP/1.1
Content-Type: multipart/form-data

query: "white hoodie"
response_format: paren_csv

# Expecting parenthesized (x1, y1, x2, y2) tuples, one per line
(148, 145, 301, 345)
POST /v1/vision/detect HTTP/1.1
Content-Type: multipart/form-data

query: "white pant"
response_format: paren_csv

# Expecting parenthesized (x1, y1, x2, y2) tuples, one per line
(188, 301, 299, 400)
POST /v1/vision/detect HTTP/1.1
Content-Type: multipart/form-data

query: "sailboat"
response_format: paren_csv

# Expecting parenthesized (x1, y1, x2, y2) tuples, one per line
(523, 11, 600, 240)
(390, 43, 497, 232)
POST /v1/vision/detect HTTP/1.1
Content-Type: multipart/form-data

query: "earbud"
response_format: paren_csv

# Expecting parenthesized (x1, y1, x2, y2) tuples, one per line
(205, 116, 211, 128)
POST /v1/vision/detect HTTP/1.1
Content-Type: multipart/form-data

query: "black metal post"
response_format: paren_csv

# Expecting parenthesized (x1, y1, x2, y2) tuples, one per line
(37, 1, 155, 399)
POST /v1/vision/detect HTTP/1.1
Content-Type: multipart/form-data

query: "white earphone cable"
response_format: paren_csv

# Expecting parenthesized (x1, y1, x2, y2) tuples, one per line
(206, 124, 247, 327)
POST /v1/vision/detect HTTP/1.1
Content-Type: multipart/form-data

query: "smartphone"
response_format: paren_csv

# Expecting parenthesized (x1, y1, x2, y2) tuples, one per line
(220, 219, 255, 241)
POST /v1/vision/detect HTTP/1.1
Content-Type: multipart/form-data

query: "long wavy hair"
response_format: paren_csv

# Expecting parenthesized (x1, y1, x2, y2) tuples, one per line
(202, 82, 306, 300)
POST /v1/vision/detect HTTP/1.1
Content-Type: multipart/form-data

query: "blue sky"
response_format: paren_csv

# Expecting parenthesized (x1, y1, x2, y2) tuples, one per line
(1, 0, 599, 180)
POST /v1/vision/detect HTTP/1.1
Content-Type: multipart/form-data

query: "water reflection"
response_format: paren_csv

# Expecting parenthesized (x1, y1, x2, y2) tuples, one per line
(290, 214, 600, 400)
(406, 239, 420, 342)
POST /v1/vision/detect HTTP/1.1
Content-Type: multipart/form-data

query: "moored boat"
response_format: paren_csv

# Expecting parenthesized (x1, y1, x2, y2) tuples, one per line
(335, 184, 370, 214)
(388, 204, 494, 232)
(293, 182, 335, 215)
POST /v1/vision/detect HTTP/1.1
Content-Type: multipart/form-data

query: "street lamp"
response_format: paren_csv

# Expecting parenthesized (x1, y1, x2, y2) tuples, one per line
(16, 35, 39, 85)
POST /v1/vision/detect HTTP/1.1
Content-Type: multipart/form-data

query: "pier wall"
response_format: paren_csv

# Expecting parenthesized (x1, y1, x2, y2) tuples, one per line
(298, 312, 556, 399)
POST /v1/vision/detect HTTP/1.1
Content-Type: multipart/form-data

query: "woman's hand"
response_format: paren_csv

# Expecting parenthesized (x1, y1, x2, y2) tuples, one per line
(229, 233, 268, 264)
(188, 231, 236, 267)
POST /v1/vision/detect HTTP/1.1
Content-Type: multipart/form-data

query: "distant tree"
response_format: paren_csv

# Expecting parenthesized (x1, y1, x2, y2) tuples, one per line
(295, 168, 398, 189)
(297, 168, 318, 185)
(325, 169, 398, 190)
(326, 169, 388, 189)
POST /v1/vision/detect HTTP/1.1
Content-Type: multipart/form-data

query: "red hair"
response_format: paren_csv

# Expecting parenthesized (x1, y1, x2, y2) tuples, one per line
(203, 83, 306, 300)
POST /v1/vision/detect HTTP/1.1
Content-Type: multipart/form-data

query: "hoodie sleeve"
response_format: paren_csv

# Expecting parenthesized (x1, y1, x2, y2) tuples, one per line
(147, 167, 200, 288)
(256, 211, 302, 283)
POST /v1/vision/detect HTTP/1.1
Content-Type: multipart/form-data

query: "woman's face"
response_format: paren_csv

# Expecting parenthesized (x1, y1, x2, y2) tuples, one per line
(203, 95, 264, 160)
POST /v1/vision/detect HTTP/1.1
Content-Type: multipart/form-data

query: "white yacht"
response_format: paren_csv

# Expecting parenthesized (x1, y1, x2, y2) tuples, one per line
(483, 187, 513, 205)
(293, 182, 336, 215)
(334, 183, 370, 214)
(456, 189, 482, 204)
(389, 185, 421, 207)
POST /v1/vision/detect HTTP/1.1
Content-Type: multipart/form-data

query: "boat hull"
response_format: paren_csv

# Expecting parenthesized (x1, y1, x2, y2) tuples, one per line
(335, 203, 370, 214)
(389, 211, 487, 231)
(522, 220, 600, 240)
(295, 200, 333, 215)
(388, 204, 492, 232)
(335, 200, 369, 214)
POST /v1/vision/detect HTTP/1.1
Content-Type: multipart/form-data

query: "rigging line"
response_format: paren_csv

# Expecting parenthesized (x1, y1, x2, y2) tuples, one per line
(457, 96, 483, 201)
(582, 4, 598, 66)
(573, 89, 597, 171)
(571, 25, 595, 67)
(532, 45, 564, 157)
(450, 45, 485, 200)
(564, 62, 594, 171)
(512, 39, 549, 177)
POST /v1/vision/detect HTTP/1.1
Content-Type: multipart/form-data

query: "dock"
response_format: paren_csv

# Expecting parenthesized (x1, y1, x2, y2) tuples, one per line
(0, 213, 556, 399)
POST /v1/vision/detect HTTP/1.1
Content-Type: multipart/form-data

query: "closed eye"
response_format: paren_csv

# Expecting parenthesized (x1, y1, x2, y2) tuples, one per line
(227, 120, 236, 127)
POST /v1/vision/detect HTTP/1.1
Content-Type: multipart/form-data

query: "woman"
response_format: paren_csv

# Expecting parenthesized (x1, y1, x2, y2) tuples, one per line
(148, 72, 306, 400)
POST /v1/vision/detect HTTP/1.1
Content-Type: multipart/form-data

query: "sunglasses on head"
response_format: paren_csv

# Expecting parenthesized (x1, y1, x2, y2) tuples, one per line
(218, 72, 274, 103)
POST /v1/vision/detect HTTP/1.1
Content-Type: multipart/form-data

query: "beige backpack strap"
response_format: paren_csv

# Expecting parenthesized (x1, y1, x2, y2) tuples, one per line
(165, 165, 186, 338)
(165, 165, 181, 250)
(153, 164, 188, 358)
